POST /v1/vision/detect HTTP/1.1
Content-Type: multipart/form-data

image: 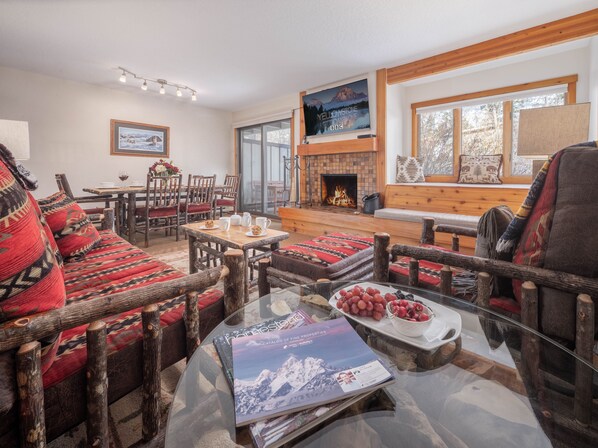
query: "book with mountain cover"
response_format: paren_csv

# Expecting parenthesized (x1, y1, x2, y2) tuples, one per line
(213, 309, 315, 389)
(232, 317, 394, 426)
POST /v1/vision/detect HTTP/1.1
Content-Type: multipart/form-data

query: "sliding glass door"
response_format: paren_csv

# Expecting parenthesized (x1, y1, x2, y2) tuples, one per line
(238, 119, 291, 216)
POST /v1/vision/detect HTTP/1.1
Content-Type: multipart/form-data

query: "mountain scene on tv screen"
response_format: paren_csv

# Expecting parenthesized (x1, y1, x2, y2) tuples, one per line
(303, 79, 370, 136)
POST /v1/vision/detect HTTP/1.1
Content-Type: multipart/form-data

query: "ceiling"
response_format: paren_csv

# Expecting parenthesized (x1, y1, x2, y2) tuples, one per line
(0, 1, 595, 112)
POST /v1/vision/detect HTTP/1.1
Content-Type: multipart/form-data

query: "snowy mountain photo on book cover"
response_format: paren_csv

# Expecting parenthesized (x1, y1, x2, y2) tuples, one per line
(232, 317, 392, 426)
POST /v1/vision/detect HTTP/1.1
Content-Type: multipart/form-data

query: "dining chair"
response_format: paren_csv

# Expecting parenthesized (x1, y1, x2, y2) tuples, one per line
(55, 173, 121, 233)
(134, 173, 182, 247)
(182, 174, 216, 224)
(215, 173, 241, 217)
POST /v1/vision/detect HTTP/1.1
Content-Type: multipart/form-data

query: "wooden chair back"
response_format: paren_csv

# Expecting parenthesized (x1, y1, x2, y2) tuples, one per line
(145, 173, 182, 210)
(55, 173, 75, 198)
(221, 174, 241, 199)
(186, 174, 216, 208)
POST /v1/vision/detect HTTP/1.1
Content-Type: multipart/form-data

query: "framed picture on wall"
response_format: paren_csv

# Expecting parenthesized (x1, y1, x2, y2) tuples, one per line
(110, 119, 170, 157)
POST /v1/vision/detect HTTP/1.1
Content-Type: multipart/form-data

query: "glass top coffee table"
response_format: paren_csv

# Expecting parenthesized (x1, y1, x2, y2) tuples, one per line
(165, 281, 598, 448)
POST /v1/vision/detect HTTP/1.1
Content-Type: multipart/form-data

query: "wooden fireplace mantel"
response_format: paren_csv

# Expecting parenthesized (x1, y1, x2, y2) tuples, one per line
(297, 137, 378, 156)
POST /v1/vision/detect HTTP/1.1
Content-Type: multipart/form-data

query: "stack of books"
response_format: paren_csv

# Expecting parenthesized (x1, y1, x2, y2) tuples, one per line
(213, 310, 394, 448)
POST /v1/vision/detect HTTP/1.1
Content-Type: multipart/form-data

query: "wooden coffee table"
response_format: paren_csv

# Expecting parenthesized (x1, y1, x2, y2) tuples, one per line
(182, 222, 289, 302)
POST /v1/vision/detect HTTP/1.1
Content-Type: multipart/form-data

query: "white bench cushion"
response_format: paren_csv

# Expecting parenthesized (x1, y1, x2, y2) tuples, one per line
(374, 208, 479, 229)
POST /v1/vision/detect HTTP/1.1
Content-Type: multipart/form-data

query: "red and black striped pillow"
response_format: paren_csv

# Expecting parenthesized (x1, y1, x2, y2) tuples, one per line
(38, 191, 101, 260)
(0, 160, 66, 373)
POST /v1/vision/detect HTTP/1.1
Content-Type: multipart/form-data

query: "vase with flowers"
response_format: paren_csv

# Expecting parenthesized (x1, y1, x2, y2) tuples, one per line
(149, 159, 181, 177)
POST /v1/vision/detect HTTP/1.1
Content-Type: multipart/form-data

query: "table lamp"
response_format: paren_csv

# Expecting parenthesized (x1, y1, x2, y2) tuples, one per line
(517, 103, 590, 177)
(0, 119, 30, 160)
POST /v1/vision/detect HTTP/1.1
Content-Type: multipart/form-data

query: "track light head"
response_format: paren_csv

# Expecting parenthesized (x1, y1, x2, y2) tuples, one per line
(119, 70, 127, 83)
(176, 88, 182, 97)
(141, 80, 148, 91)
(191, 92, 197, 101)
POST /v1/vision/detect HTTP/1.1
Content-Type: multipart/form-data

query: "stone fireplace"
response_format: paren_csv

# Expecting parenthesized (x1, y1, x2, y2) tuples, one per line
(321, 174, 358, 208)
(301, 151, 377, 209)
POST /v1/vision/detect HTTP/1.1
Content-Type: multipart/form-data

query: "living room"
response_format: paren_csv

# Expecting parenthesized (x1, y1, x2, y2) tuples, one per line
(1, 1, 598, 447)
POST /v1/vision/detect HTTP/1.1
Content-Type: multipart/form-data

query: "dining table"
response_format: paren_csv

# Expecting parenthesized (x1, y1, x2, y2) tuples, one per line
(83, 185, 146, 243)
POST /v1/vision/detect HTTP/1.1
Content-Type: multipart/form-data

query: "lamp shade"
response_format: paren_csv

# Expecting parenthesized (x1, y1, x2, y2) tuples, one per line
(0, 119, 30, 160)
(517, 103, 590, 159)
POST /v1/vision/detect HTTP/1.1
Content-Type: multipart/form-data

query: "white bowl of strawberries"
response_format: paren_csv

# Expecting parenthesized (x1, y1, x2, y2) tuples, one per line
(386, 296, 435, 337)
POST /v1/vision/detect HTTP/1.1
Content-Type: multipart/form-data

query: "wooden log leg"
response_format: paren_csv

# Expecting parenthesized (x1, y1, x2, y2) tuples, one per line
(476, 272, 492, 308)
(373, 232, 390, 283)
(224, 249, 245, 324)
(128, 192, 137, 244)
(520, 282, 540, 399)
(16, 341, 45, 448)
(185, 292, 200, 362)
(86, 321, 108, 448)
(142, 305, 162, 442)
(258, 258, 272, 318)
(243, 250, 250, 304)
(439, 265, 452, 296)
(451, 234, 459, 252)
(408, 259, 419, 287)
(315, 279, 332, 300)
(188, 235, 198, 274)
(574, 294, 594, 426)
(420, 217, 435, 245)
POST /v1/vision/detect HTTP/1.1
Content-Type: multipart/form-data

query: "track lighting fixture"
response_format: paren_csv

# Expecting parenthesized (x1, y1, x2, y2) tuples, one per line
(117, 67, 198, 102)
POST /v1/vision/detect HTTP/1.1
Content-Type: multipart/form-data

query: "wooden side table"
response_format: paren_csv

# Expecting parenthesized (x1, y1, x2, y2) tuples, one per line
(182, 222, 289, 302)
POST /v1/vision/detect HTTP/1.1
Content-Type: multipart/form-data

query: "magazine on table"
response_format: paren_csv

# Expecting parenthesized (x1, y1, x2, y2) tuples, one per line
(249, 391, 376, 448)
(232, 317, 394, 426)
(212, 309, 315, 389)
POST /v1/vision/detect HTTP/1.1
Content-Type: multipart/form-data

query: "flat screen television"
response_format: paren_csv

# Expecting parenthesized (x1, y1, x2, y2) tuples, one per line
(302, 79, 370, 137)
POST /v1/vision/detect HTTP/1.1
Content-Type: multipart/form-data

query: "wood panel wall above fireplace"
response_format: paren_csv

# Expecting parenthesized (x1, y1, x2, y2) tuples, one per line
(297, 137, 377, 156)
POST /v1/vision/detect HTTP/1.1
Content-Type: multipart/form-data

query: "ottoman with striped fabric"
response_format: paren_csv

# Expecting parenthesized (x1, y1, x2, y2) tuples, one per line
(271, 233, 375, 281)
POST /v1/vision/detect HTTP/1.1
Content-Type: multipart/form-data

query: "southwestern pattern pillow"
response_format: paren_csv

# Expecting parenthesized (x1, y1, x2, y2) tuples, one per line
(458, 154, 502, 184)
(396, 156, 425, 183)
(38, 191, 101, 260)
(27, 191, 64, 271)
(0, 160, 66, 374)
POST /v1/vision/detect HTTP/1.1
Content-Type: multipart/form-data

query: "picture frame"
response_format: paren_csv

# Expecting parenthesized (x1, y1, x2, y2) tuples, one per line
(110, 119, 170, 157)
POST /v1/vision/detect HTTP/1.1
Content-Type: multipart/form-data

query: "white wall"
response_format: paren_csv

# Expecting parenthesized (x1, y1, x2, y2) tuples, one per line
(0, 65, 233, 198)
(390, 45, 592, 171)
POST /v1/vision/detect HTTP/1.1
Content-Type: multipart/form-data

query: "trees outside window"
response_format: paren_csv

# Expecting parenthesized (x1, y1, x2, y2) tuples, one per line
(412, 75, 575, 182)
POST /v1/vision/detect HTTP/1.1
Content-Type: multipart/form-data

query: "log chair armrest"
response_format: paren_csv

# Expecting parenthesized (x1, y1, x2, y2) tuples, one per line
(390, 244, 598, 298)
(74, 194, 113, 202)
(433, 224, 477, 238)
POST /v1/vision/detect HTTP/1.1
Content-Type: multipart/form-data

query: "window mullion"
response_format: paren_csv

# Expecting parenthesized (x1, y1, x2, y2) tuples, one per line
(453, 108, 461, 178)
(503, 100, 513, 177)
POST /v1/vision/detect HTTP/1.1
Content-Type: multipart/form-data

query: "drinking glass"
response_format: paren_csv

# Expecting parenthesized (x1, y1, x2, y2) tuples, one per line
(118, 170, 129, 186)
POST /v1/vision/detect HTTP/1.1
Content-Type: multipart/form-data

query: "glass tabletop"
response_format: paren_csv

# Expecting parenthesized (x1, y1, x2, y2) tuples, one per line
(165, 281, 598, 448)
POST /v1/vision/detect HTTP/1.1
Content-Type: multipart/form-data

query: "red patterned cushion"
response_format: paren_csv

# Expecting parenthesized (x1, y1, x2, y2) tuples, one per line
(135, 206, 178, 218)
(181, 202, 212, 214)
(0, 161, 66, 373)
(27, 191, 64, 271)
(271, 233, 374, 280)
(215, 198, 235, 207)
(42, 230, 224, 387)
(38, 191, 102, 260)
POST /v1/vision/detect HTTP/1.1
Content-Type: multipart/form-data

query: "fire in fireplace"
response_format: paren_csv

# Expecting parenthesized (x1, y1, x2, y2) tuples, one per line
(321, 174, 358, 208)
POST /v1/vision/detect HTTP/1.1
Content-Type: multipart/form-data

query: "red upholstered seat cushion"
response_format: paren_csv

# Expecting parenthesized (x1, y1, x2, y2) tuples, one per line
(389, 245, 474, 300)
(38, 191, 102, 260)
(271, 233, 374, 280)
(0, 161, 66, 373)
(135, 206, 178, 218)
(43, 230, 224, 387)
(215, 198, 235, 207)
(181, 202, 212, 214)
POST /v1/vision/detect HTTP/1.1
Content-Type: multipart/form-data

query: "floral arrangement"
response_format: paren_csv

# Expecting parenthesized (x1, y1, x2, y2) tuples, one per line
(149, 159, 181, 176)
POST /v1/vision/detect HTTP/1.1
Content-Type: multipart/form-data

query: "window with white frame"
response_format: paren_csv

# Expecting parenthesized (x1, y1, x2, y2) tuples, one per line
(412, 76, 574, 181)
